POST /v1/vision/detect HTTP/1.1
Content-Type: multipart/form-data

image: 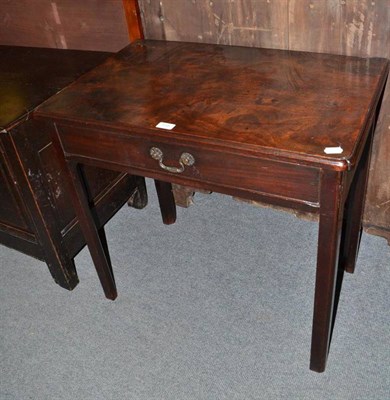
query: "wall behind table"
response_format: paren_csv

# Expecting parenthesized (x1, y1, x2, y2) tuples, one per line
(139, 0, 390, 242)
(0, 0, 130, 51)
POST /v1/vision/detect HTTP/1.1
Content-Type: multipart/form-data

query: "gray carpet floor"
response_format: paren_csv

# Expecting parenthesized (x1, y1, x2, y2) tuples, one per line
(1, 180, 389, 400)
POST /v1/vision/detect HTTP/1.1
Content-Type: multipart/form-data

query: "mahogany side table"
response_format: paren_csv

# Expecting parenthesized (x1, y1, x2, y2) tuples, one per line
(35, 40, 389, 372)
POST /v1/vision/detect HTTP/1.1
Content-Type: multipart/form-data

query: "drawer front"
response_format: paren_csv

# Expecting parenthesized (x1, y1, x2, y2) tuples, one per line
(57, 124, 320, 204)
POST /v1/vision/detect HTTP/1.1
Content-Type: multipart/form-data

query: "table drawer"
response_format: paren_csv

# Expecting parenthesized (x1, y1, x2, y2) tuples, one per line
(57, 124, 320, 204)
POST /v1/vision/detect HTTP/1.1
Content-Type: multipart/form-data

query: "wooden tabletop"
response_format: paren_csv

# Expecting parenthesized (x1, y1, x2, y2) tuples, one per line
(0, 46, 110, 131)
(35, 40, 389, 167)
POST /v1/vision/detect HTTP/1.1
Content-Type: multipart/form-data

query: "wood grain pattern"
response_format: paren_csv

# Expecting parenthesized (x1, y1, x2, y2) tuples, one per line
(0, 0, 130, 51)
(35, 40, 387, 168)
(365, 76, 390, 243)
(33, 39, 387, 371)
(288, 0, 346, 55)
(139, 0, 288, 48)
(52, 123, 321, 206)
(343, 0, 389, 58)
(288, 0, 390, 58)
(138, 0, 390, 240)
(288, 0, 390, 242)
(139, 0, 389, 57)
(0, 1, 58, 48)
(123, 0, 144, 41)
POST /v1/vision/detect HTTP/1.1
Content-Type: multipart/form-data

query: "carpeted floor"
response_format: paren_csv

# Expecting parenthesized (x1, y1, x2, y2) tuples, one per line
(1, 180, 389, 400)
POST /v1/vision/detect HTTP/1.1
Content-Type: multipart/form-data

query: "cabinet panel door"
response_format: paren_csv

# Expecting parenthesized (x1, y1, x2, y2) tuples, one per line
(0, 138, 35, 238)
(12, 120, 130, 239)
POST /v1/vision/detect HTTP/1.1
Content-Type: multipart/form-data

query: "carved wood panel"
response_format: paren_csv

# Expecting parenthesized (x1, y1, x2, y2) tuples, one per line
(0, 144, 34, 234)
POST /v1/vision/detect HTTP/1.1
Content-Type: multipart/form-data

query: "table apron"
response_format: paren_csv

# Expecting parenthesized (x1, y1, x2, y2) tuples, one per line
(56, 124, 320, 208)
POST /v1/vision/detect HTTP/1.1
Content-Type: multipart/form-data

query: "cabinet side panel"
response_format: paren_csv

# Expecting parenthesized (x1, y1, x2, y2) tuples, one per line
(0, 135, 36, 237)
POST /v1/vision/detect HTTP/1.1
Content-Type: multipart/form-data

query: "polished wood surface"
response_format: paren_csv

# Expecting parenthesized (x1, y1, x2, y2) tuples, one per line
(0, 45, 110, 129)
(36, 40, 388, 170)
(35, 40, 389, 372)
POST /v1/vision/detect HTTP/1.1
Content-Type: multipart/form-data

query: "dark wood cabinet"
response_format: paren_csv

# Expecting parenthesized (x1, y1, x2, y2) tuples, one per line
(0, 46, 146, 290)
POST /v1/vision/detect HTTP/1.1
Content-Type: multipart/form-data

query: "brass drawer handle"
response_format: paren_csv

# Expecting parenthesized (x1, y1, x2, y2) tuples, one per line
(150, 147, 195, 173)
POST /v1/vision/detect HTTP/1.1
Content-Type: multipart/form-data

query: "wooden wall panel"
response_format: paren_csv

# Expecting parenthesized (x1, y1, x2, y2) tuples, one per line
(289, 0, 390, 58)
(0, 1, 59, 48)
(288, 0, 346, 54)
(287, 0, 390, 242)
(139, 0, 389, 56)
(342, 0, 390, 58)
(0, 0, 130, 51)
(365, 77, 390, 242)
(139, 0, 289, 49)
